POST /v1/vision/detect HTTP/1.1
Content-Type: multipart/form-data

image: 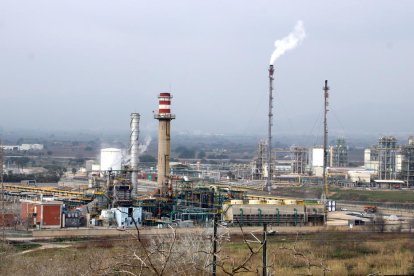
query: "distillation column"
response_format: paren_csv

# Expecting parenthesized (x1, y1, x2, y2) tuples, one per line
(130, 113, 140, 197)
(154, 93, 175, 196)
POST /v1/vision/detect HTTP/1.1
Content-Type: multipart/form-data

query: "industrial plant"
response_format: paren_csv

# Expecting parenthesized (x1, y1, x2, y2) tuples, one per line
(1, 64, 414, 233)
(1, 75, 414, 234)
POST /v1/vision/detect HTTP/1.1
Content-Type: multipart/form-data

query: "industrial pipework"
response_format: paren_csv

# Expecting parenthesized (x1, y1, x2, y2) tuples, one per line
(130, 113, 140, 197)
(154, 93, 175, 197)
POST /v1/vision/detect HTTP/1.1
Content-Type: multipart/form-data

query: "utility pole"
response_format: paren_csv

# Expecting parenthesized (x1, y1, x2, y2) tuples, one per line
(262, 223, 267, 276)
(322, 81, 330, 223)
(1, 140, 5, 242)
(212, 214, 218, 276)
(266, 65, 274, 193)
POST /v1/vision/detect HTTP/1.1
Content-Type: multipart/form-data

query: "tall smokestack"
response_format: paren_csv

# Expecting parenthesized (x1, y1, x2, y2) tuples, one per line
(154, 93, 175, 196)
(130, 113, 140, 197)
(266, 65, 274, 192)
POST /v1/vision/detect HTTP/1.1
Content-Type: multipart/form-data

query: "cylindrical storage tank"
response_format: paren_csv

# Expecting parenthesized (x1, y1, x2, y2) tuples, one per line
(249, 200, 261, 205)
(267, 200, 282, 205)
(230, 200, 243, 205)
(283, 199, 297, 205)
(100, 148, 122, 172)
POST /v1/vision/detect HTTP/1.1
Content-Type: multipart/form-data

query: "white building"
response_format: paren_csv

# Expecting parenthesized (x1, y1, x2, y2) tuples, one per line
(3, 144, 44, 151)
(112, 207, 142, 228)
(364, 149, 379, 172)
(310, 147, 324, 176)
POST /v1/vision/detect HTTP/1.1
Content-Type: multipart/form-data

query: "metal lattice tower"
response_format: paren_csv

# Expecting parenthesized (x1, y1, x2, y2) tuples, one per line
(266, 65, 274, 192)
(330, 138, 348, 167)
(291, 146, 308, 174)
(1, 140, 4, 242)
(377, 136, 397, 180)
(252, 141, 266, 180)
(401, 137, 414, 187)
(323, 80, 329, 198)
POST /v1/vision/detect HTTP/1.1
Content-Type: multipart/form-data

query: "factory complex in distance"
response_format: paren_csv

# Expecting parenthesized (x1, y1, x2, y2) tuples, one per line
(1, 88, 328, 231)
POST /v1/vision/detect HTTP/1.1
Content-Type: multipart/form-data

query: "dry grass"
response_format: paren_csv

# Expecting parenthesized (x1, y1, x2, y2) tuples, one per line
(0, 232, 413, 275)
(221, 232, 414, 275)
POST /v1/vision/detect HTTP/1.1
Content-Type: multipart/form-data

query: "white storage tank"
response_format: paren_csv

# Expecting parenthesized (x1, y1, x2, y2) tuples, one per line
(100, 148, 122, 171)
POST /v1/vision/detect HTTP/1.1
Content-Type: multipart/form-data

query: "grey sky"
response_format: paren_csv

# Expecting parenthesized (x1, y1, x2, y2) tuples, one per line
(0, 1, 413, 139)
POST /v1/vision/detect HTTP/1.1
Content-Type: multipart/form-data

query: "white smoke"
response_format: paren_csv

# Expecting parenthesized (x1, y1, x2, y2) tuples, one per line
(269, 20, 306, 65)
(139, 136, 152, 154)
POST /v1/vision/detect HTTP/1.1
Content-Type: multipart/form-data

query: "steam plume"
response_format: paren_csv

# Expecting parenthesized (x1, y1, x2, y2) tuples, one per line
(139, 136, 152, 154)
(269, 20, 306, 65)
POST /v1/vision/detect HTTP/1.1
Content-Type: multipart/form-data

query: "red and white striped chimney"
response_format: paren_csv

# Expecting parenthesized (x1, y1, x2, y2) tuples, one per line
(158, 93, 172, 115)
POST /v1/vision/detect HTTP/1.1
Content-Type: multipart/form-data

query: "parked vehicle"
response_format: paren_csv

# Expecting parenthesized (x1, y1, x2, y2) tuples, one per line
(364, 205, 377, 213)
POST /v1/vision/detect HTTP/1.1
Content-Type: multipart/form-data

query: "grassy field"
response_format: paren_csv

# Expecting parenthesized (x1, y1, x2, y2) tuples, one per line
(273, 186, 414, 204)
(224, 232, 414, 275)
(1, 232, 413, 275)
(329, 189, 414, 203)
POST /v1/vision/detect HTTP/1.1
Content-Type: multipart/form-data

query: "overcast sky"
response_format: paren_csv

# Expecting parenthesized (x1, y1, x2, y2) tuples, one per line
(0, 1, 413, 140)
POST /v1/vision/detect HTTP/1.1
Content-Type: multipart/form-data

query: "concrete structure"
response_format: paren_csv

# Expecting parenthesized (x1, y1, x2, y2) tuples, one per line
(2, 145, 19, 151)
(310, 147, 324, 176)
(100, 148, 122, 172)
(3, 144, 44, 151)
(21, 200, 63, 229)
(374, 179, 405, 189)
(364, 148, 379, 172)
(223, 203, 325, 226)
(112, 207, 142, 228)
(348, 170, 374, 184)
(154, 93, 175, 196)
(130, 113, 140, 196)
(20, 144, 44, 151)
(311, 147, 324, 167)
(85, 160, 96, 172)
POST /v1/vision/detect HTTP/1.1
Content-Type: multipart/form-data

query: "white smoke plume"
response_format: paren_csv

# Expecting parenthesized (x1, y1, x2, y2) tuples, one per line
(139, 135, 152, 154)
(269, 20, 306, 65)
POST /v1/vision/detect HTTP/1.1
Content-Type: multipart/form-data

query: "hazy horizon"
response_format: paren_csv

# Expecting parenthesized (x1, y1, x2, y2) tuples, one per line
(1, 1, 413, 138)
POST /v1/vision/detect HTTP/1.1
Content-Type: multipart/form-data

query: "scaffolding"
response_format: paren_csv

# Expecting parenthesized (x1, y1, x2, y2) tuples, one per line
(400, 137, 414, 187)
(330, 138, 348, 167)
(251, 141, 266, 180)
(377, 136, 397, 180)
(290, 146, 308, 174)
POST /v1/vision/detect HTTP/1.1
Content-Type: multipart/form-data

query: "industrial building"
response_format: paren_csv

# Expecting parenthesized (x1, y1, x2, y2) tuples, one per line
(223, 201, 324, 226)
(330, 138, 348, 167)
(400, 137, 414, 186)
(3, 144, 44, 151)
(21, 200, 63, 229)
(2, 91, 327, 231)
(377, 136, 398, 180)
(290, 146, 308, 175)
(251, 141, 266, 180)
